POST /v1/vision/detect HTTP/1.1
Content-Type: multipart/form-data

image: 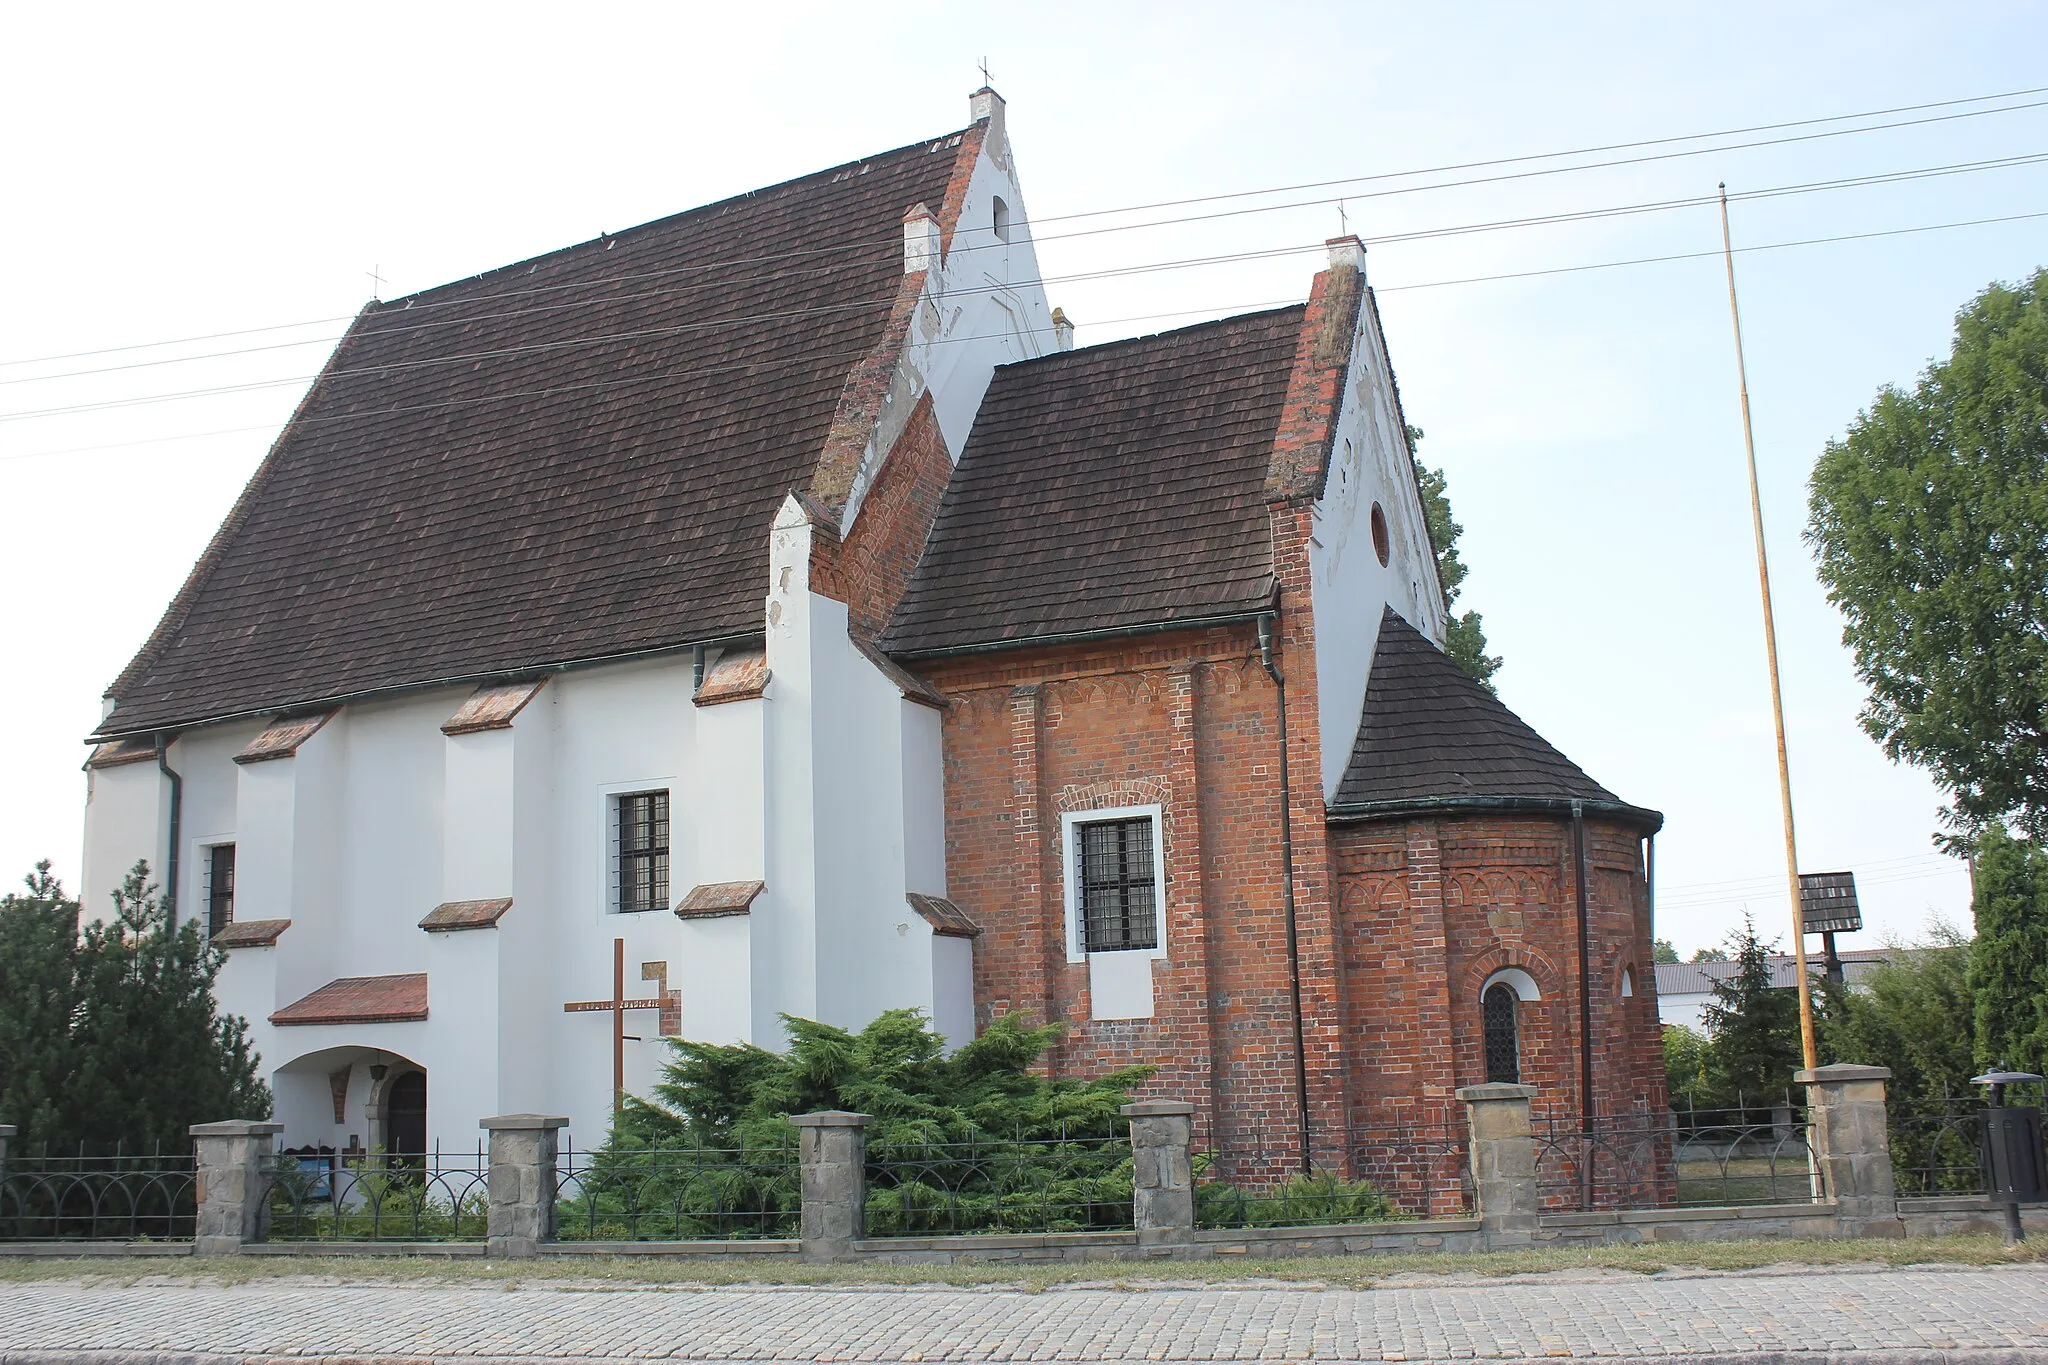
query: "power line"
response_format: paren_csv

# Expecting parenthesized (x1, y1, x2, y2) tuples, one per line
(4, 146, 2042, 418)
(4, 202, 2038, 465)
(6, 84, 2046, 373)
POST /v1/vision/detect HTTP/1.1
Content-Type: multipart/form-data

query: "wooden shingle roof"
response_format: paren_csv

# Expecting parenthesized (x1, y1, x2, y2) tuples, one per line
(881, 307, 1304, 656)
(100, 129, 974, 736)
(1332, 608, 1660, 829)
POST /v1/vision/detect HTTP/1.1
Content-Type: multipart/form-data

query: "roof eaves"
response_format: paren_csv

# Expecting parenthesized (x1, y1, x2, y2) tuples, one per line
(1326, 793, 1665, 833)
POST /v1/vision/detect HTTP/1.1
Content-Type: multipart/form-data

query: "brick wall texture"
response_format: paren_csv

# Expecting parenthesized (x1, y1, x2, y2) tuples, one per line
(814, 253, 1665, 1199)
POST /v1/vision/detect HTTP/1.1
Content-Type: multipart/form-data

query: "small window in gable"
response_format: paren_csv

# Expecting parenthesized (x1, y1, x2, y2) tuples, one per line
(614, 791, 670, 913)
(992, 195, 1011, 242)
(1075, 816, 1159, 953)
(204, 843, 236, 937)
(1370, 502, 1390, 567)
(1482, 981, 1520, 1084)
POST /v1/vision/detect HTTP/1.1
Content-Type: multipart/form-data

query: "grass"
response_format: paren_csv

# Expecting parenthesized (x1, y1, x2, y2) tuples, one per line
(0, 1234, 2039, 1291)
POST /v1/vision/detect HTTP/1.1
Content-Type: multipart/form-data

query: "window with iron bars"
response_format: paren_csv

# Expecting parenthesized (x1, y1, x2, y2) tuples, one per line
(206, 843, 236, 937)
(1075, 816, 1158, 953)
(616, 792, 669, 913)
(1482, 981, 1520, 1084)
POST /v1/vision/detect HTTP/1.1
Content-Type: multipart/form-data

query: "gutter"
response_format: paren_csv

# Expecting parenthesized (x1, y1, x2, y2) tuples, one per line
(90, 632, 765, 745)
(155, 735, 182, 922)
(1257, 611, 1314, 1176)
(888, 609, 1272, 662)
(1326, 793, 1664, 834)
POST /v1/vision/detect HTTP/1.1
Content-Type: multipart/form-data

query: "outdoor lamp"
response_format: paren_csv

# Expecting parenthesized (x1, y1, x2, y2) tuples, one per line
(1970, 1065, 2045, 1246)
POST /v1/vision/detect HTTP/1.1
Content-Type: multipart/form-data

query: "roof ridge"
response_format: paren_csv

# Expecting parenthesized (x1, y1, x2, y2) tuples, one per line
(379, 124, 978, 309)
(990, 303, 1307, 373)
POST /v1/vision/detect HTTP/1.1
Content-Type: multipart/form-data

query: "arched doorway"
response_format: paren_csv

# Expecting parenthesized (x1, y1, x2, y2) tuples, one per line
(385, 1071, 427, 1165)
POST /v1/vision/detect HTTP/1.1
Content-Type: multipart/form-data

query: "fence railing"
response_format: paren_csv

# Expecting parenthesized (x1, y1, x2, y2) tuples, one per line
(263, 1146, 489, 1241)
(1890, 1097, 1989, 1196)
(556, 1135, 799, 1240)
(0, 1147, 197, 1241)
(863, 1127, 1133, 1236)
(1534, 1107, 1817, 1211)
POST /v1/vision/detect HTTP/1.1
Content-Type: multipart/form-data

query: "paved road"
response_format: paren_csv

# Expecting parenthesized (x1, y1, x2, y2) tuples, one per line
(2, 1266, 2046, 1363)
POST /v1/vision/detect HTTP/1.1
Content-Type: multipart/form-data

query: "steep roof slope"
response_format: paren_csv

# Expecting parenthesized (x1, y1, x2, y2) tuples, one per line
(1334, 608, 1658, 825)
(100, 130, 972, 736)
(882, 306, 1302, 655)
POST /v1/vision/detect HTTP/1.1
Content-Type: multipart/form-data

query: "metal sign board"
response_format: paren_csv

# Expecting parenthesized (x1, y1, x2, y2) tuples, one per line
(1799, 871, 1863, 935)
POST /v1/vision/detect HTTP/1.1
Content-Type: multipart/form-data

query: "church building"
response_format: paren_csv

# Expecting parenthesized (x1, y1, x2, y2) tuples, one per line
(80, 90, 1667, 1176)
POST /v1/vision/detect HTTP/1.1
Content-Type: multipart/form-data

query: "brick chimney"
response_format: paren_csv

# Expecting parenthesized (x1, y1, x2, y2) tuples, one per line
(1051, 307, 1075, 352)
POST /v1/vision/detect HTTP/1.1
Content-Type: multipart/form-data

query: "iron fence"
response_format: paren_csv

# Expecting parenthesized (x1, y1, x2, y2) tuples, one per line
(0, 1145, 197, 1241)
(863, 1126, 1133, 1236)
(555, 1134, 799, 1240)
(264, 1145, 489, 1241)
(1193, 1122, 1468, 1228)
(1535, 1106, 1818, 1211)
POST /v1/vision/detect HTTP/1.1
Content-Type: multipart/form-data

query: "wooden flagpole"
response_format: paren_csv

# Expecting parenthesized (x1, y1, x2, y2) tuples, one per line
(1717, 183, 1819, 1074)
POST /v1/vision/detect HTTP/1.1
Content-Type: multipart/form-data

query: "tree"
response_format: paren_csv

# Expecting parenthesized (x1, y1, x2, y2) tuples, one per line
(1663, 1024, 1709, 1106)
(1821, 922, 1976, 1106)
(0, 861, 269, 1152)
(1806, 271, 2048, 841)
(1689, 947, 1730, 963)
(1652, 938, 1679, 964)
(1408, 426, 1503, 691)
(0, 863, 79, 1145)
(1968, 824, 2048, 1076)
(1700, 916, 1801, 1110)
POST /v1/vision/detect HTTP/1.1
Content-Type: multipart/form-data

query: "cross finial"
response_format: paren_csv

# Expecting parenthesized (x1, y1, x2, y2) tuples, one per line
(367, 264, 386, 300)
(1338, 201, 1348, 235)
(978, 56, 992, 87)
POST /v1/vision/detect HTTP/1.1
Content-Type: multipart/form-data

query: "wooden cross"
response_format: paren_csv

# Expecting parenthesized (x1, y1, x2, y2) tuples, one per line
(367, 264, 386, 299)
(978, 56, 991, 87)
(563, 938, 677, 1111)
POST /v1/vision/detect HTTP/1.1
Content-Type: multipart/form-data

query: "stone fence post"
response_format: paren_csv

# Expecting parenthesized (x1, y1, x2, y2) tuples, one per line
(481, 1114, 568, 1258)
(792, 1110, 871, 1261)
(1458, 1083, 1539, 1247)
(190, 1119, 283, 1255)
(1797, 1063, 1901, 1235)
(1122, 1100, 1195, 1250)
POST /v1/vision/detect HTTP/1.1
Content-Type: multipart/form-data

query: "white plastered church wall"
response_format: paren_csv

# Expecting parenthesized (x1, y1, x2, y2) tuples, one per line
(762, 500, 966, 1049)
(1308, 246, 1450, 800)
(838, 93, 1055, 536)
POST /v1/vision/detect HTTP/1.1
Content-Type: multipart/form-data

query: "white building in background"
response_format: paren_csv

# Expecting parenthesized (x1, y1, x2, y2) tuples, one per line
(1653, 950, 1894, 1034)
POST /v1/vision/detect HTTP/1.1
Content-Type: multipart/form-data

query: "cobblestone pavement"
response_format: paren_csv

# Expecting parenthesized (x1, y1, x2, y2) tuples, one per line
(2, 1266, 2046, 1363)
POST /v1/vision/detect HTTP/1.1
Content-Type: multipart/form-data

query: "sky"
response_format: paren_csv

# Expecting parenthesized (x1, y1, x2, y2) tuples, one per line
(2, 1, 2038, 956)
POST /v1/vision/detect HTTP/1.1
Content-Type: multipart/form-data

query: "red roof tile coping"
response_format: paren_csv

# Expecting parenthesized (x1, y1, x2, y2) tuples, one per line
(271, 973, 428, 1026)
(212, 918, 291, 949)
(695, 650, 769, 706)
(442, 680, 547, 735)
(418, 898, 513, 932)
(1263, 260, 1365, 503)
(87, 738, 157, 770)
(234, 711, 336, 765)
(907, 893, 981, 938)
(675, 880, 765, 919)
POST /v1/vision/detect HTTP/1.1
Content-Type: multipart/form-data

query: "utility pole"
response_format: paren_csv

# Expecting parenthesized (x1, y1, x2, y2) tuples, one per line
(1717, 183, 1819, 1074)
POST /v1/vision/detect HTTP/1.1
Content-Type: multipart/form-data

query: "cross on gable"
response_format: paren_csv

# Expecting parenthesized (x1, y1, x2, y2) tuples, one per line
(563, 937, 678, 1110)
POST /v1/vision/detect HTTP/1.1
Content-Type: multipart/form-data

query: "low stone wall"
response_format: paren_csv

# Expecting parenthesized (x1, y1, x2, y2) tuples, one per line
(1899, 1197, 2048, 1239)
(1537, 1202, 1842, 1245)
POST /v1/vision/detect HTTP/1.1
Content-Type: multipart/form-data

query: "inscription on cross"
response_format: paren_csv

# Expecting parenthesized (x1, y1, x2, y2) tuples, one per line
(563, 938, 680, 1110)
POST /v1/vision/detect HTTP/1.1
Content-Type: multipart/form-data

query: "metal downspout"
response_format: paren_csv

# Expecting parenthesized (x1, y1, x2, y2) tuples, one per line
(1572, 798, 1595, 1206)
(1258, 612, 1313, 1175)
(156, 734, 183, 923)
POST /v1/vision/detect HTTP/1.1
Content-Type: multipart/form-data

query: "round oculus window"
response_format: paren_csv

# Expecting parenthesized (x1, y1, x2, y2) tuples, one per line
(1370, 502, 1390, 567)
